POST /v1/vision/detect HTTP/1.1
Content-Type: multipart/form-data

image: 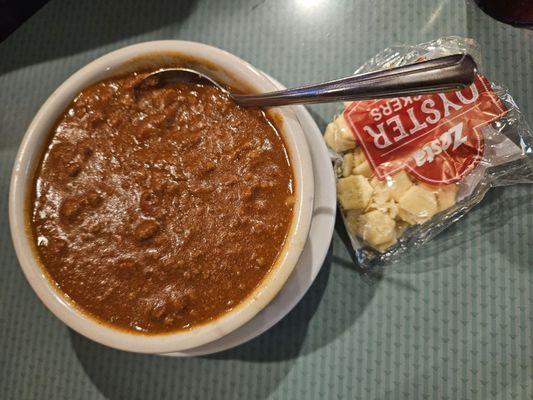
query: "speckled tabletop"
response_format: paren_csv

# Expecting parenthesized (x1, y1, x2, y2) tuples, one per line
(0, 1, 532, 399)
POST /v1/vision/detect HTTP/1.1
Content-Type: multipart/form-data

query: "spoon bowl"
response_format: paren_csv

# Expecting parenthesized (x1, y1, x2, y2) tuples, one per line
(134, 68, 227, 96)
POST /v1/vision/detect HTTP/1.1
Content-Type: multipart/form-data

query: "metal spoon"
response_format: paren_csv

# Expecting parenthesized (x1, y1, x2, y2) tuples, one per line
(134, 54, 477, 107)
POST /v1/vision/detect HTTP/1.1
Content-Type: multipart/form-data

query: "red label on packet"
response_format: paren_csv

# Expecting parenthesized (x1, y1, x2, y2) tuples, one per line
(343, 75, 507, 184)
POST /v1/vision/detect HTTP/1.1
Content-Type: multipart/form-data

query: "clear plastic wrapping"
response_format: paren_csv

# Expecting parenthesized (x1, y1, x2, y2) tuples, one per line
(324, 37, 533, 269)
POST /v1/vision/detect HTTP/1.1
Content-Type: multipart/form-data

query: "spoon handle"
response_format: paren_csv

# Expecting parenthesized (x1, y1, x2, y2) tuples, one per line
(233, 54, 477, 107)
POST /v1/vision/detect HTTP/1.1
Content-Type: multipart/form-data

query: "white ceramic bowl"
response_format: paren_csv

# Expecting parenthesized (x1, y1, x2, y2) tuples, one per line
(9, 41, 314, 354)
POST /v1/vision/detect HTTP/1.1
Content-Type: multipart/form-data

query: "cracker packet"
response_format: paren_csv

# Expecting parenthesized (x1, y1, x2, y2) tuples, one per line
(324, 37, 533, 268)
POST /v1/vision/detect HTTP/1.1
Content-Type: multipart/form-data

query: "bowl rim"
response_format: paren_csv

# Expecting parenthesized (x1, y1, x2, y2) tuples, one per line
(9, 40, 314, 353)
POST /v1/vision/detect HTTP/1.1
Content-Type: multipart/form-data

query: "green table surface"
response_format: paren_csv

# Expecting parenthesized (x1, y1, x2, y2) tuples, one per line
(1, 1, 532, 399)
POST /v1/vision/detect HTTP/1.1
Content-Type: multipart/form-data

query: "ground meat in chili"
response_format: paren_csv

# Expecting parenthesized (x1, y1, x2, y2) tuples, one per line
(31, 70, 294, 333)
